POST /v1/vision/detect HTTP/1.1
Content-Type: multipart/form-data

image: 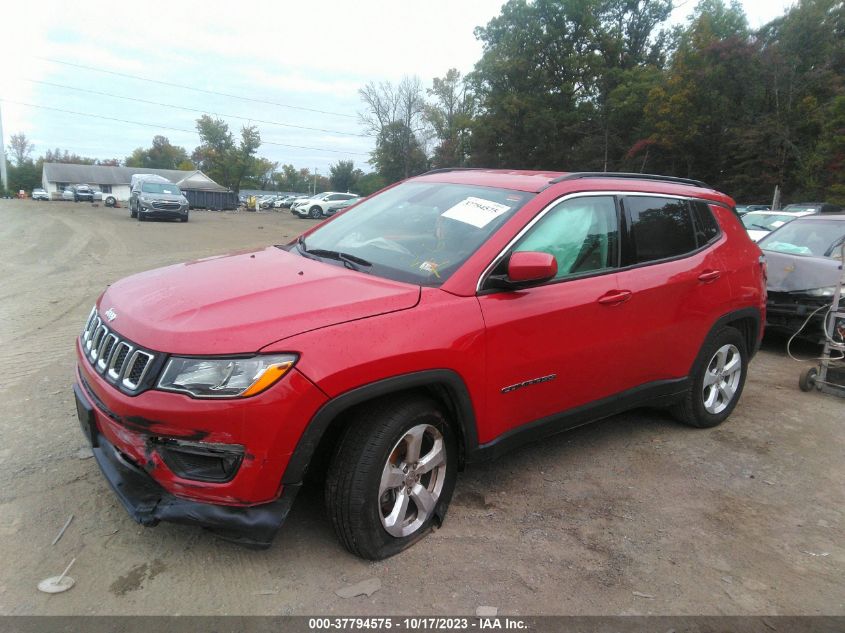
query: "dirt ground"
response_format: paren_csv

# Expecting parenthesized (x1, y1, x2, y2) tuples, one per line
(0, 198, 842, 616)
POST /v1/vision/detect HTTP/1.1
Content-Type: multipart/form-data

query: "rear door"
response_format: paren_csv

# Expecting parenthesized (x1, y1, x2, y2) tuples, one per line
(613, 196, 732, 384)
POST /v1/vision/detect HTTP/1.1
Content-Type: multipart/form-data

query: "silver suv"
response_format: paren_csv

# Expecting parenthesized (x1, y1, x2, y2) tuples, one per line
(292, 192, 359, 219)
(130, 176, 190, 222)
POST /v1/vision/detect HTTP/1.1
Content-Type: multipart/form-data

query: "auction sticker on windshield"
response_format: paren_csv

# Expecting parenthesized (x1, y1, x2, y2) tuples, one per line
(441, 197, 511, 228)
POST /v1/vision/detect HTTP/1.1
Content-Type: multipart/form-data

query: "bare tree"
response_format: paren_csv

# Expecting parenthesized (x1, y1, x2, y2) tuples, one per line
(359, 76, 428, 180)
(8, 133, 34, 166)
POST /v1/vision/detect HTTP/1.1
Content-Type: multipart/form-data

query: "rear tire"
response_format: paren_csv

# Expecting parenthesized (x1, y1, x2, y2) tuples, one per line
(671, 326, 748, 428)
(325, 395, 457, 559)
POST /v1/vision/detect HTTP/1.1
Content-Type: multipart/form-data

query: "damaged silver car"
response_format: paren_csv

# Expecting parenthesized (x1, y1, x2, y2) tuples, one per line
(760, 214, 845, 341)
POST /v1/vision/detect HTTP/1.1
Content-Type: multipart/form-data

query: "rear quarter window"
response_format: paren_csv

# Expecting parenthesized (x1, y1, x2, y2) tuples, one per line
(691, 201, 721, 245)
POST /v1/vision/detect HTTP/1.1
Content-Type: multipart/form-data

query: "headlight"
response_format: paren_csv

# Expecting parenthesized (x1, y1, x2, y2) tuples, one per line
(803, 287, 835, 297)
(157, 354, 297, 398)
(140, 196, 149, 203)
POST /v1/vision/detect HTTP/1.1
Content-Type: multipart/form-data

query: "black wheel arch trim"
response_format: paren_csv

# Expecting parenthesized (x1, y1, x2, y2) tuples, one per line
(694, 307, 762, 371)
(281, 369, 479, 484)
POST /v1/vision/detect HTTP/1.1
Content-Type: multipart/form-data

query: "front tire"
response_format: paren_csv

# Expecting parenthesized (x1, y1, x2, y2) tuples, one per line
(105, 196, 116, 207)
(671, 326, 748, 428)
(325, 395, 457, 559)
(309, 206, 322, 219)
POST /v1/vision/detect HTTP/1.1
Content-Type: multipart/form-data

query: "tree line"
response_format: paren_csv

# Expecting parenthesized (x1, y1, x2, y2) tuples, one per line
(6, 0, 842, 203)
(362, 0, 845, 204)
(2, 117, 379, 196)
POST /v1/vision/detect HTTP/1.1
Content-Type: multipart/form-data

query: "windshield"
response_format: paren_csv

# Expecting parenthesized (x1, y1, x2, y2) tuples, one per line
(141, 182, 182, 195)
(759, 219, 845, 259)
(297, 181, 534, 285)
(742, 213, 798, 232)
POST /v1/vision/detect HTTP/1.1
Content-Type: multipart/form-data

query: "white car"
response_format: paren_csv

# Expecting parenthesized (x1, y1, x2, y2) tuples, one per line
(292, 192, 360, 219)
(741, 210, 815, 242)
(32, 188, 49, 201)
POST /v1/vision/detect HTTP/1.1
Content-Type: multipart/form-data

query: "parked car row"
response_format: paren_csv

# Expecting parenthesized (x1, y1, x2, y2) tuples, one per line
(54, 184, 118, 206)
(739, 201, 843, 241)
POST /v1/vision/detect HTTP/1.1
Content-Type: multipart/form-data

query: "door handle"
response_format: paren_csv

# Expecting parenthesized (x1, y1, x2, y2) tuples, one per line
(698, 270, 721, 283)
(597, 290, 632, 306)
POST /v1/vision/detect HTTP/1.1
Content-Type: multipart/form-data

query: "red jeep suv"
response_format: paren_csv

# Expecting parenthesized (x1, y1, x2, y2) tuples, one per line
(74, 170, 766, 558)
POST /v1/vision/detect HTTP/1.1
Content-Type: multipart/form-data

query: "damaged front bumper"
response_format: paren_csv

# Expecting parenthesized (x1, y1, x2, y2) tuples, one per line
(73, 381, 299, 548)
(766, 292, 833, 340)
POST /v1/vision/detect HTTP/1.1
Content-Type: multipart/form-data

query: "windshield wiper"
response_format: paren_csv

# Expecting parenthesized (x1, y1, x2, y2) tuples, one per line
(298, 243, 373, 272)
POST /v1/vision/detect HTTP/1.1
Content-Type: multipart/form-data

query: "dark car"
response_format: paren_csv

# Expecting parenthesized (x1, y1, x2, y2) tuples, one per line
(735, 204, 771, 215)
(72, 184, 95, 202)
(759, 213, 845, 340)
(74, 170, 765, 558)
(782, 202, 843, 214)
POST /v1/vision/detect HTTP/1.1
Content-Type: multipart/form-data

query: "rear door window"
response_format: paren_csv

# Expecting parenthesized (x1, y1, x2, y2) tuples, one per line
(623, 196, 697, 264)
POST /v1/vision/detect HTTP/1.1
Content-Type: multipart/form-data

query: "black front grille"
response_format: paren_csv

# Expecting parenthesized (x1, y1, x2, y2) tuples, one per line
(80, 308, 159, 394)
(152, 201, 180, 210)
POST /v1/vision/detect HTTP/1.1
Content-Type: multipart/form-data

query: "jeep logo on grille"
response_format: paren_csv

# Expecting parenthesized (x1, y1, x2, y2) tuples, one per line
(104, 308, 118, 322)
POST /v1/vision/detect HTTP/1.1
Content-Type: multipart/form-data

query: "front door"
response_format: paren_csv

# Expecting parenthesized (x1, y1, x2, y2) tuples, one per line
(477, 194, 632, 444)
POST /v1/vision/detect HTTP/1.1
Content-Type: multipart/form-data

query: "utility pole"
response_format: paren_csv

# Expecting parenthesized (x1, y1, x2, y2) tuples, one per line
(0, 101, 8, 192)
(313, 168, 318, 196)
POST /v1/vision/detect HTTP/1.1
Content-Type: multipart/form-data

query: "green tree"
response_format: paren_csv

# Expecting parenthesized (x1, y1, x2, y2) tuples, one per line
(371, 122, 428, 183)
(192, 115, 236, 186)
(425, 69, 475, 168)
(125, 135, 189, 170)
(8, 133, 34, 166)
(329, 160, 363, 192)
(356, 172, 387, 196)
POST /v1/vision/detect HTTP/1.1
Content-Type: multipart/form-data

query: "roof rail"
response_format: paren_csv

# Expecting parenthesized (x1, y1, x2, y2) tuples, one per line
(421, 167, 485, 175)
(548, 172, 710, 189)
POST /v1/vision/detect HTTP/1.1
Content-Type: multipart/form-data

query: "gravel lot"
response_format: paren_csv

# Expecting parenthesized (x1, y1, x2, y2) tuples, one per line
(0, 199, 842, 616)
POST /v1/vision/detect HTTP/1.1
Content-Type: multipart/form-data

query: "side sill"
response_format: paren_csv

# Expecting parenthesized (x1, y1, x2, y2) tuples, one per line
(467, 377, 689, 463)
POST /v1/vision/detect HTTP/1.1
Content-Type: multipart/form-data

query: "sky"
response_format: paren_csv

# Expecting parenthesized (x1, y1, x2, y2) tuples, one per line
(2, 0, 796, 176)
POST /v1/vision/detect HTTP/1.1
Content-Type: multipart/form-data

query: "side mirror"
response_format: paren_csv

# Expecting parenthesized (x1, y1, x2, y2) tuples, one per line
(508, 251, 558, 283)
(486, 251, 558, 290)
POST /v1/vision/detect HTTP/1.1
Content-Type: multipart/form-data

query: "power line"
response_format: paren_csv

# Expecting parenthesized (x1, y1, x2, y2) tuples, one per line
(36, 57, 358, 119)
(25, 79, 369, 138)
(0, 99, 370, 156)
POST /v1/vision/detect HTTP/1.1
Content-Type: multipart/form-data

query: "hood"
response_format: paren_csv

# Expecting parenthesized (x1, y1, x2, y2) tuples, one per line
(764, 249, 842, 293)
(98, 246, 421, 354)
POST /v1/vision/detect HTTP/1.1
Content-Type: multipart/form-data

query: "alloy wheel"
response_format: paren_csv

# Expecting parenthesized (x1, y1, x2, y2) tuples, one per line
(378, 424, 447, 538)
(702, 343, 742, 414)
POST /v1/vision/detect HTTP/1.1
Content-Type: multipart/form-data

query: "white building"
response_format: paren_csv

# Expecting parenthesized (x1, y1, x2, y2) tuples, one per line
(41, 163, 228, 203)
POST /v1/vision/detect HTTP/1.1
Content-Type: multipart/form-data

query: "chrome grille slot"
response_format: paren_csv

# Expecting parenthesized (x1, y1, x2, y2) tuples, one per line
(82, 307, 97, 340)
(152, 200, 180, 210)
(96, 334, 119, 372)
(122, 351, 154, 390)
(89, 324, 108, 361)
(85, 317, 102, 352)
(108, 342, 133, 381)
